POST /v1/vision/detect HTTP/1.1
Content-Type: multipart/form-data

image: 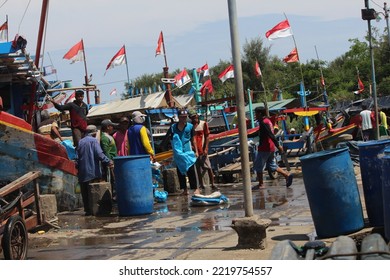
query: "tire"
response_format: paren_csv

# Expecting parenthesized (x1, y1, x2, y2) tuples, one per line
(2, 215, 28, 260)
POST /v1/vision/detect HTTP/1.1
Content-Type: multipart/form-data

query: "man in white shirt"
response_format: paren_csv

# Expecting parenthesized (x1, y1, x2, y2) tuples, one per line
(360, 104, 373, 141)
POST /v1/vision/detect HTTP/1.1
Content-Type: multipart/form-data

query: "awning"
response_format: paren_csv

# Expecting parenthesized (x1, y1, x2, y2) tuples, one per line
(247, 98, 300, 112)
(87, 91, 194, 120)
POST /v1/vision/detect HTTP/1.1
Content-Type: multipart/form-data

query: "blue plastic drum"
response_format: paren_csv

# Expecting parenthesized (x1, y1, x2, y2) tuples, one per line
(382, 147, 390, 240)
(358, 139, 390, 226)
(300, 147, 364, 238)
(114, 155, 154, 216)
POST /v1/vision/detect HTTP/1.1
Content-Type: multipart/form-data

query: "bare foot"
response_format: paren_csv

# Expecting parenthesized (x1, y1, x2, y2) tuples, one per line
(193, 189, 201, 195)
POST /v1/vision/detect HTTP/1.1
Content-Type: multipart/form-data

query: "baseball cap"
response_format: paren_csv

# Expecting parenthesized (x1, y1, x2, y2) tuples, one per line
(177, 109, 188, 116)
(132, 111, 147, 120)
(86, 125, 98, 135)
(101, 119, 118, 129)
(132, 111, 147, 124)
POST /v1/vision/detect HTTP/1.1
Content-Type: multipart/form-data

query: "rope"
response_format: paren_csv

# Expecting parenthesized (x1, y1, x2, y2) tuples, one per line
(0, 0, 8, 9)
(18, 0, 31, 34)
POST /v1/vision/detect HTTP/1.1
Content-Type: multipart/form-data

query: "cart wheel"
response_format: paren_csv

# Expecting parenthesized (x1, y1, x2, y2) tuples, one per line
(2, 215, 28, 260)
(268, 169, 278, 180)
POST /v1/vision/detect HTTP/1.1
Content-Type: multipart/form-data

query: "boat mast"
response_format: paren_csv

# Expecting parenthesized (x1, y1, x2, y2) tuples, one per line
(314, 45, 328, 107)
(34, 0, 48, 68)
(27, 0, 49, 124)
(160, 32, 173, 107)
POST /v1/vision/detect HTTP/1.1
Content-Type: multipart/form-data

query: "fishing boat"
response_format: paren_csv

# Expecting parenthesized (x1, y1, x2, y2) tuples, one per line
(314, 122, 357, 149)
(0, 110, 79, 211)
(0, 0, 82, 211)
(282, 107, 357, 150)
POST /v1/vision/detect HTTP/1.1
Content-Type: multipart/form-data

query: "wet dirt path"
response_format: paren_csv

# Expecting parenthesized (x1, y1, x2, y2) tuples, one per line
(25, 168, 369, 260)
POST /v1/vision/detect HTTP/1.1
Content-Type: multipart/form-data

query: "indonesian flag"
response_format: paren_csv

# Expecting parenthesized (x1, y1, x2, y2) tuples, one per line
(64, 91, 76, 104)
(354, 77, 365, 94)
(43, 65, 57, 76)
(265, 20, 293, 40)
(174, 69, 191, 88)
(63, 40, 84, 64)
(283, 48, 299, 63)
(200, 79, 214, 96)
(155, 31, 164, 57)
(197, 63, 210, 77)
(254, 60, 262, 77)
(109, 88, 117, 96)
(320, 77, 325, 87)
(0, 21, 8, 42)
(105, 46, 126, 73)
(218, 65, 234, 83)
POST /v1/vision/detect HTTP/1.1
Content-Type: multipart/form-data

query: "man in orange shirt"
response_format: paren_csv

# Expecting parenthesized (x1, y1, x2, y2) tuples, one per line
(189, 110, 218, 191)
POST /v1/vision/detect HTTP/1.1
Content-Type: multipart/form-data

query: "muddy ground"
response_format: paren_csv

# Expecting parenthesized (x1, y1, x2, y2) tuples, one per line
(23, 166, 380, 260)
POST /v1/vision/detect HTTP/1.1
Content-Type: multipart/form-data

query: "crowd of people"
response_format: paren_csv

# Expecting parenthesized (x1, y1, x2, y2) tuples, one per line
(42, 90, 297, 215)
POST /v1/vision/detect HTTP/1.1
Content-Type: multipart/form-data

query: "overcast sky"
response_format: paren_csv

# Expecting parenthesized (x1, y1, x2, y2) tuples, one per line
(1, 0, 386, 103)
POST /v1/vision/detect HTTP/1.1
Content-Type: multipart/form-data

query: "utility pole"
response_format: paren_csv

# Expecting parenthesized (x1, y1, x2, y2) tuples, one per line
(227, 0, 253, 217)
(384, 2, 390, 47)
(362, 0, 380, 139)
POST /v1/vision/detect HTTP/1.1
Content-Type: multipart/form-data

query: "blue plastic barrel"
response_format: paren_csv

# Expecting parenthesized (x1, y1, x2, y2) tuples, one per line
(382, 147, 390, 240)
(114, 155, 153, 216)
(300, 147, 364, 238)
(358, 139, 390, 226)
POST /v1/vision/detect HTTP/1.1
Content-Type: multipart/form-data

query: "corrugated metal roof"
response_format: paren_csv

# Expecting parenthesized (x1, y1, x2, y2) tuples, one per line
(247, 98, 300, 112)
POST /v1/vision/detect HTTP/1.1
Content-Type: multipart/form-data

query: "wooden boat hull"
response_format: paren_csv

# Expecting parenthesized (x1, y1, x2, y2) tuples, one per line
(209, 126, 259, 146)
(315, 123, 357, 147)
(0, 111, 79, 211)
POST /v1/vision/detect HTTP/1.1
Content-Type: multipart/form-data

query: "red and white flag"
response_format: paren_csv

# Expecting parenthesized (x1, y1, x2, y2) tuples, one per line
(155, 31, 164, 57)
(265, 20, 293, 40)
(320, 77, 326, 87)
(64, 91, 76, 104)
(218, 65, 234, 83)
(354, 77, 365, 94)
(0, 21, 8, 42)
(197, 63, 210, 77)
(174, 69, 191, 88)
(109, 88, 117, 96)
(283, 48, 299, 63)
(63, 40, 84, 64)
(254, 60, 262, 77)
(105, 46, 126, 73)
(200, 79, 214, 96)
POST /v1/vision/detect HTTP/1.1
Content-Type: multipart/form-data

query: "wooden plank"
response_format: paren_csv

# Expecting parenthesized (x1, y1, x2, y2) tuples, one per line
(219, 162, 253, 174)
(0, 171, 41, 197)
(25, 215, 38, 231)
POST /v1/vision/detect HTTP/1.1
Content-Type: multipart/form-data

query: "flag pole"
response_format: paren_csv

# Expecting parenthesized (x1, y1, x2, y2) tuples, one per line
(5, 15, 8, 42)
(160, 31, 173, 107)
(123, 44, 131, 97)
(284, 13, 304, 83)
(284, 13, 309, 130)
(314, 45, 328, 107)
(81, 39, 91, 105)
